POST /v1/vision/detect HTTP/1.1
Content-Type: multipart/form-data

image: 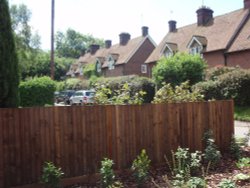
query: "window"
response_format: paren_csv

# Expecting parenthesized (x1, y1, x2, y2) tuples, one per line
(189, 45, 202, 55)
(141, 64, 147, 74)
(96, 61, 102, 73)
(164, 50, 173, 58)
(108, 56, 115, 70)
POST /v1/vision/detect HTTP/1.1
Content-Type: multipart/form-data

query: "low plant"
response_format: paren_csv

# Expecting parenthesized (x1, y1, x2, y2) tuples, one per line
(131, 149, 151, 185)
(41, 161, 64, 188)
(100, 158, 115, 188)
(236, 157, 250, 168)
(230, 135, 242, 159)
(233, 173, 250, 182)
(218, 178, 236, 188)
(203, 130, 221, 165)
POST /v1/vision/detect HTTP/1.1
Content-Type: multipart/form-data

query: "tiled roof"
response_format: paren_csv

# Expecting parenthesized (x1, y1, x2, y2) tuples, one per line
(146, 8, 249, 63)
(228, 11, 250, 52)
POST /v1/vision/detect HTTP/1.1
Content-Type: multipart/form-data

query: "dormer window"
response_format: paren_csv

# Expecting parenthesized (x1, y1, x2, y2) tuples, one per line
(187, 36, 207, 56)
(108, 55, 115, 70)
(161, 43, 178, 58)
(96, 59, 102, 73)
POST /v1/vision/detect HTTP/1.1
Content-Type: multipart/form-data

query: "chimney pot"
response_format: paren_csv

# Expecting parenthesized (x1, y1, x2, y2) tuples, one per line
(244, 0, 250, 9)
(119, 33, 131, 45)
(168, 20, 177, 32)
(89, 44, 100, 55)
(196, 7, 214, 26)
(105, 40, 112, 48)
(142, 26, 149, 37)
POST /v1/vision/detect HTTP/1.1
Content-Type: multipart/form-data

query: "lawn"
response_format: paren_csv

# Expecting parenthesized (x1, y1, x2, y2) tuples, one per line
(234, 106, 250, 122)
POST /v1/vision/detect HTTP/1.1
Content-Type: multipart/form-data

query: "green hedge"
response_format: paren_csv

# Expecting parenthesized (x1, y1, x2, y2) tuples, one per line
(193, 68, 250, 106)
(94, 75, 155, 103)
(19, 76, 56, 107)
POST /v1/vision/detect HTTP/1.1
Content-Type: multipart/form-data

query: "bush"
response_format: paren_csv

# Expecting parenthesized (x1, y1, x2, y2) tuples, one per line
(94, 75, 155, 103)
(152, 53, 207, 88)
(19, 76, 56, 107)
(206, 66, 240, 81)
(83, 63, 97, 79)
(100, 158, 115, 188)
(63, 78, 90, 90)
(194, 68, 250, 106)
(153, 81, 204, 103)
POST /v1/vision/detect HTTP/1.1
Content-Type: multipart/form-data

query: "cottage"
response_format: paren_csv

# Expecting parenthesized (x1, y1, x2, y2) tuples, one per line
(67, 27, 156, 78)
(145, 0, 250, 77)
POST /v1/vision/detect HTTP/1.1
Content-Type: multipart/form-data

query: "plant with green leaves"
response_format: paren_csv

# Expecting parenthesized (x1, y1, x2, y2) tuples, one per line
(153, 81, 204, 104)
(233, 173, 250, 182)
(218, 179, 236, 188)
(236, 157, 250, 168)
(41, 161, 64, 188)
(131, 149, 151, 185)
(230, 135, 242, 159)
(203, 130, 221, 165)
(100, 158, 115, 188)
(164, 147, 205, 187)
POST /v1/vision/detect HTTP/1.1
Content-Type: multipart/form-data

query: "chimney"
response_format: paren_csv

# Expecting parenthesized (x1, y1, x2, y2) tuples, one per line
(196, 7, 214, 26)
(244, 0, 250, 9)
(119, 33, 131, 45)
(168, 20, 177, 32)
(105, 40, 112, 48)
(89, 44, 100, 54)
(142, 26, 148, 37)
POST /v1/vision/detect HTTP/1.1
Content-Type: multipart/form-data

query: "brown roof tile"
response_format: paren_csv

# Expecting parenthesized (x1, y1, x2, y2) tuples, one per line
(146, 8, 249, 63)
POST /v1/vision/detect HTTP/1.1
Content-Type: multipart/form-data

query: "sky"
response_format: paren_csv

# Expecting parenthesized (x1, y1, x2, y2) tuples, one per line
(8, 0, 243, 50)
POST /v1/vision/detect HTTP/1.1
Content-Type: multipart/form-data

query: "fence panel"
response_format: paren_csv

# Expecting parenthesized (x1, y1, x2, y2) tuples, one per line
(0, 101, 234, 188)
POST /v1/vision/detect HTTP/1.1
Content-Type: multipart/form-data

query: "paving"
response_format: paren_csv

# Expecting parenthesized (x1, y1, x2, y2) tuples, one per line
(234, 120, 250, 146)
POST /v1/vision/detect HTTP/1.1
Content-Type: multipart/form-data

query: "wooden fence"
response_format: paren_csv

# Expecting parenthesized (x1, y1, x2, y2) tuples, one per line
(0, 100, 234, 188)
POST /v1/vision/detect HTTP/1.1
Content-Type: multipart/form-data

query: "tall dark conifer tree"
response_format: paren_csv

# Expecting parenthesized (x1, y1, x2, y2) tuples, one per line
(0, 0, 19, 107)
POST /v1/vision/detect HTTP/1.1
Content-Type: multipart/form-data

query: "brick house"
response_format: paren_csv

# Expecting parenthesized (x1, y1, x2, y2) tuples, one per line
(67, 27, 156, 78)
(145, 0, 250, 77)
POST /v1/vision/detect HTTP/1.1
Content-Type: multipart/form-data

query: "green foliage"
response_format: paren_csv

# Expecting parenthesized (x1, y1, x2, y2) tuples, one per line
(218, 179, 236, 188)
(233, 173, 250, 181)
(203, 130, 221, 165)
(100, 158, 115, 188)
(131, 149, 151, 184)
(194, 67, 250, 106)
(152, 53, 207, 88)
(19, 76, 56, 107)
(56, 28, 104, 58)
(234, 106, 250, 122)
(83, 63, 98, 79)
(153, 81, 204, 103)
(165, 147, 204, 187)
(62, 78, 90, 90)
(236, 157, 250, 168)
(94, 75, 155, 103)
(205, 66, 239, 81)
(0, 0, 20, 107)
(230, 135, 242, 159)
(41, 161, 64, 188)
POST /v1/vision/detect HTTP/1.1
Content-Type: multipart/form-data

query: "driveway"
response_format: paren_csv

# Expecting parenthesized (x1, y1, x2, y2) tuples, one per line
(234, 120, 250, 146)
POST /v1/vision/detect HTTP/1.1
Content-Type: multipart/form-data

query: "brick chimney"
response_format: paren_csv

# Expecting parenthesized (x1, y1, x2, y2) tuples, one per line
(89, 44, 100, 54)
(119, 33, 131, 45)
(196, 7, 214, 26)
(168, 20, 177, 32)
(105, 40, 112, 49)
(142, 26, 148, 37)
(244, 0, 250, 9)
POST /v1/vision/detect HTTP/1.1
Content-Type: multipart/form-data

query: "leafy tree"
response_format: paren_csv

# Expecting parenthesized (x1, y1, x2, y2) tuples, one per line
(0, 0, 19, 107)
(55, 28, 104, 58)
(152, 53, 207, 88)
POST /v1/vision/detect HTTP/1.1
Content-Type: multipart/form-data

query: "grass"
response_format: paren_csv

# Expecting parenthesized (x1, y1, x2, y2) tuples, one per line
(234, 106, 250, 122)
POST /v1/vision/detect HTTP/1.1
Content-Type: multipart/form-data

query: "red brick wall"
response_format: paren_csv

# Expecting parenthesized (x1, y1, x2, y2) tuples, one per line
(123, 38, 155, 76)
(103, 65, 124, 77)
(203, 50, 225, 67)
(227, 50, 250, 69)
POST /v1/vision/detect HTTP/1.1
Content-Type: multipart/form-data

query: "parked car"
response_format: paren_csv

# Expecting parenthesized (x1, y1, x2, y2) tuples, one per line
(69, 90, 95, 105)
(55, 90, 75, 105)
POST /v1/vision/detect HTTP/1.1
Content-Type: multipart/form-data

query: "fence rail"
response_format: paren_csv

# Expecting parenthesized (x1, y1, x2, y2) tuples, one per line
(0, 101, 234, 188)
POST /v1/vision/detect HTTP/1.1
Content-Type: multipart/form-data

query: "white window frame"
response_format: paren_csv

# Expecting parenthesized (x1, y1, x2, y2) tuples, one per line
(141, 64, 147, 74)
(96, 60, 102, 73)
(108, 56, 115, 70)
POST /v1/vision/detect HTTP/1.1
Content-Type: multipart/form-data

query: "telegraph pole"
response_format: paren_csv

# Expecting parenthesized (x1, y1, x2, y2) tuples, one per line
(50, 0, 55, 79)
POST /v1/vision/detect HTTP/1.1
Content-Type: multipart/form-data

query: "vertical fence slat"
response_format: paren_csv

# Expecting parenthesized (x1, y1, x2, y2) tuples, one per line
(0, 110, 4, 188)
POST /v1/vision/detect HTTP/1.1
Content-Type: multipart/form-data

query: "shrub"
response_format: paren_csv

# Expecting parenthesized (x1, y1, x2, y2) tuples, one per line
(230, 135, 242, 159)
(152, 52, 207, 88)
(203, 130, 221, 165)
(131, 149, 151, 184)
(63, 78, 90, 90)
(100, 158, 115, 188)
(41, 161, 64, 188)
(206, 66, 240, 81)
(94, 75, 155, 103)
(153, 81, 204, 103)
(19, 76, 56, 107)
(83, 63, 98, 79)
(218, 179, 236, 188)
